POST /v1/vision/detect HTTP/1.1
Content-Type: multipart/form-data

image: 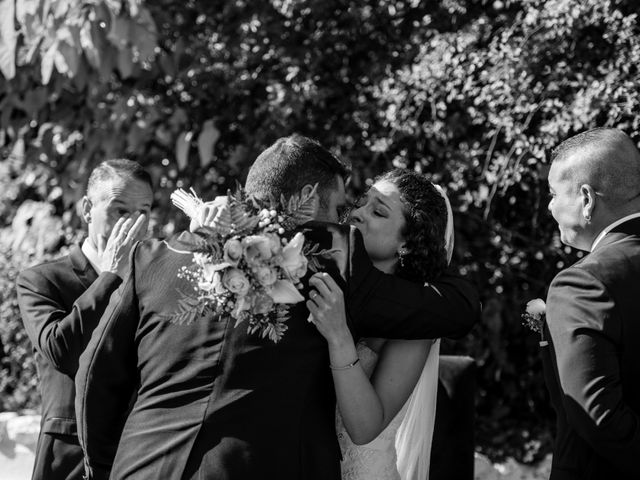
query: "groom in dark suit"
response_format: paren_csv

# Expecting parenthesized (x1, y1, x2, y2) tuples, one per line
(75, 134, 480, 480)
(544, 128, 640, 480)
(16, 159, 152, 480)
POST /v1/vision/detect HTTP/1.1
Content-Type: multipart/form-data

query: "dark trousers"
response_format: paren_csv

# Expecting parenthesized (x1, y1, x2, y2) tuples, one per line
(430, 355, 476, 480)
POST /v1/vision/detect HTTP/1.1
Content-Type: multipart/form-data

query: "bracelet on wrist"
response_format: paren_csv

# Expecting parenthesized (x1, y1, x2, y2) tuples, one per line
(329, 358, 360, 371)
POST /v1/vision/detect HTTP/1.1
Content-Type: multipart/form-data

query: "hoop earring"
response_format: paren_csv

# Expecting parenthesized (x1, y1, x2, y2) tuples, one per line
(584, 214, 591, 223)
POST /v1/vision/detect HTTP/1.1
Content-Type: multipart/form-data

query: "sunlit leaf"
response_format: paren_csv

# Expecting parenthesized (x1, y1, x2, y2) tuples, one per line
(0, 0, 16, 79)
(40, 42, 58, 84)
(197, 119, 220, 168)
(80, 21, 100, 68)
(176, 131, 193, 171)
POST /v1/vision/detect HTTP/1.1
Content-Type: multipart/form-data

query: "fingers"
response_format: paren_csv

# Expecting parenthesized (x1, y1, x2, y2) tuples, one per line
(107, 217, 127, 246)
(309, 275, 332, 299)
(113, 215, 136, 242)
(199, 205, 209, 228)
(310, 272, 340, 293)
(317, 272, 340, 291)
(202, 204, 218, 227)
(306, 300, 321, 318)
(306, 300, 324, 327)
(196, 207, 205, 229)
(125, 213, 148, 243)
(195, 203, 219, 229)
(212, 195, 228, 208)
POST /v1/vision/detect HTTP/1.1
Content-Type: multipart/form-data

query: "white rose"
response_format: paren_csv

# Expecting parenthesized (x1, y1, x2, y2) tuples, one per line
(243, 235, 273, 265)
(222, 268, 251, 296)
(526, 298, 546, 318)
(253, 266, 278, 287)
(223, 238, 243, 266)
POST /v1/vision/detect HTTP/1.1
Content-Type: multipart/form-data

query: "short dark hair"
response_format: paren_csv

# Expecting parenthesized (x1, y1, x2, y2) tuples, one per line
(245, 134, 350, 206)
(86, 159, 153, 200)
(376, 169, 448, 283)
(551, 128, 640, 205)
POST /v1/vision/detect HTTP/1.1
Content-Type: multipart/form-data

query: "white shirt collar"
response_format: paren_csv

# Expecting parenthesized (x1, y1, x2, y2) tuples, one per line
(81, 239, 102, 274)
(591, 212, 640, 251)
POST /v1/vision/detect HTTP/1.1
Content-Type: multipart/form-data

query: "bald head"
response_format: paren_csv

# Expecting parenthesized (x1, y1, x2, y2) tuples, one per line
(551, 128, 640, 207)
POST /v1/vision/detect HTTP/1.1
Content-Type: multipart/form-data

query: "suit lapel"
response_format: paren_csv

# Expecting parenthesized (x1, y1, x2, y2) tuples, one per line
(69, 244, 98, 289)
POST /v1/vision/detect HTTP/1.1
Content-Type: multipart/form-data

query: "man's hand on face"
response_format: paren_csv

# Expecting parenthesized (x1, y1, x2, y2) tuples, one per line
(98, 212, 148, 278)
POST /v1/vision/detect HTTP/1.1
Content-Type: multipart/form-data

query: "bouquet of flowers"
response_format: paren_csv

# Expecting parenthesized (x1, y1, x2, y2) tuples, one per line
(522, 298, 548, 346)
(168, 186, 318, 343)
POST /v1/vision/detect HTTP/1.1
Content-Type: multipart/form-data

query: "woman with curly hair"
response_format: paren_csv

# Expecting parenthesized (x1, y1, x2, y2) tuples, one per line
(308, 168, 454, 480)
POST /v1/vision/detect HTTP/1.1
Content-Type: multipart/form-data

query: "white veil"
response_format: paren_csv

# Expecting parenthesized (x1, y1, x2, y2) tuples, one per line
(395, 184, 454, 480)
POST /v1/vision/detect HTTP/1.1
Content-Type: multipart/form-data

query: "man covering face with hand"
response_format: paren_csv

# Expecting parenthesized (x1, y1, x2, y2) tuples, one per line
(16, 159, 153, 480)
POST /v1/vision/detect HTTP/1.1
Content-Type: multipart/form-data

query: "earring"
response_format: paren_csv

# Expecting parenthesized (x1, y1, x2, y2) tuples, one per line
(584, 214, 591, 223)
(398, 249, 408, 268)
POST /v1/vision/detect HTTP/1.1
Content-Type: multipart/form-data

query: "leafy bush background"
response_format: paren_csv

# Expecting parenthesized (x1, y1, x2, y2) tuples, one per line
(2, 0, 640, 462)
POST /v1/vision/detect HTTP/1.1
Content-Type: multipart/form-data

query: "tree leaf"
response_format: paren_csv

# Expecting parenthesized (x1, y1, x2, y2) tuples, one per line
(80, 21, 100, 69)
(104, 0, 122, 16)
(97, 45, 116, 81)
(131, 7, 157, 60)
(41, 42, 58, 85)
(55, 36, 80, 77)
(11, 137, 25, 160)
(127, 0, 142, 18)
(117, 46, 134, 79)
(197, 119, 220, 168)
(0, 0, 17, 79)
(14, 0, 39, 24)
(176, 131, 193, 170)
(18, 14, 44, 65)
(23, 87, 48, 119)
(53, 0, 72, 19)
(108, 16, 130, 49)
(168, 108, 188, 133)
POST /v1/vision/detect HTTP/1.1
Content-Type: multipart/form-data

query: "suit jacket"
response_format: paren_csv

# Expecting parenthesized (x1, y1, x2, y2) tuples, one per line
(75, 223, 480, 480)
(16, 244, 122, 479)
(543, 217, 640, 480)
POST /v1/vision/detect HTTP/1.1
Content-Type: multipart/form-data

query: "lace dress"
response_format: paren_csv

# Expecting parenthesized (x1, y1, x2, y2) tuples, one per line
(336, 342, 409, 480)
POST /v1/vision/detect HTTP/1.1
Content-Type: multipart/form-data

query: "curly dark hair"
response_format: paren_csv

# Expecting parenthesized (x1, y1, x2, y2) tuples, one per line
(374, 169, 449, 283)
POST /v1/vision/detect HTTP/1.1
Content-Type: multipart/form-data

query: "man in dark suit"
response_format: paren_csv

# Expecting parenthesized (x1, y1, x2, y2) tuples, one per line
(544, 128, 640, 479)
(16, 159, 152, 480)
(75, 135, 481, 480)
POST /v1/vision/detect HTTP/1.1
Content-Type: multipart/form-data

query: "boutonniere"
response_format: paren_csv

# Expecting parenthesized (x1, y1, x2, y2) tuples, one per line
(522, 298, 548, 347)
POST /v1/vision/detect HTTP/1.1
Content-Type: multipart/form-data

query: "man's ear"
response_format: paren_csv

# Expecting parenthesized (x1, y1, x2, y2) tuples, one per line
(301, 183, 320, 217)
(580, 184, 597, 221)
(300, 183, 318, 198)
(81, 196, 92, 224)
